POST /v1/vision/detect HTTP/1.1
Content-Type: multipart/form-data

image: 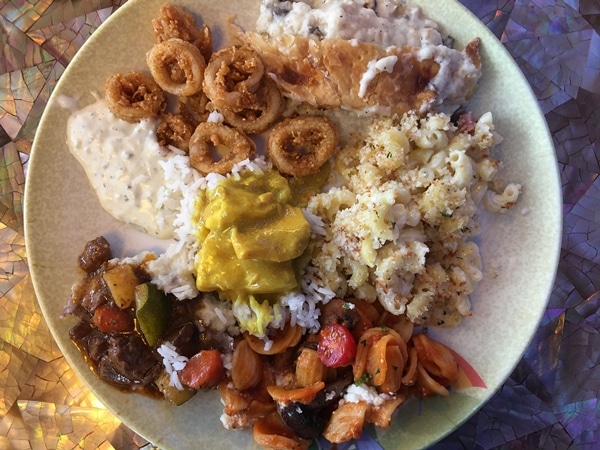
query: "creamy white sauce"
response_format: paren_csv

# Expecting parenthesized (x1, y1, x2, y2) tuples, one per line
(358, 54, 398, 98)
(427, 46, 480, 111)
(257, 0, 443, 48)
(258, 0, 480, 115)
(66, 100, 177, 239)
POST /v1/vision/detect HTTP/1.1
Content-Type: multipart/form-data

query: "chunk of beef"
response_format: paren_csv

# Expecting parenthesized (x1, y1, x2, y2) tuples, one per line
(107, 334, 160, 385)
(199, 328, 235, 354)
(69, 320, 93, 342)
(165, 322, 200, 358)
(63, 271, 110, 319)
(69, 322, 109, 368)
(97, 355, 137, 387)
(79, 236, 112, 273)
(81, 274, 110, 313)
(87, 330, 109, 362)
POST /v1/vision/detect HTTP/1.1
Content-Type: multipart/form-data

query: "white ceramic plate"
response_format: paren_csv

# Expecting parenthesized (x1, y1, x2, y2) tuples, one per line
(25, 1, 562, 449)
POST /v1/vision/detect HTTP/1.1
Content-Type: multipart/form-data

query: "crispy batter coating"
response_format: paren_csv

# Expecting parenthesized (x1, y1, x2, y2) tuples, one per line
(146, 38, 206, 96)
(203, 45, 265, 113)
(240, 31, 481, 117)
(221, 77, 284, 135)
(188, 122, 256, 175)
(104, 71, 166, 122)
(178, 91, 210, 127)
(152, 3, 212, 62)
(267, 116, 339, 177)
(156, 113, 195, 152)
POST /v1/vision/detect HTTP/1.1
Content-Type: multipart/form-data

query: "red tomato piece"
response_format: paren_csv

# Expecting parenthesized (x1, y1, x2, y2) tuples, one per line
(317, 323, 357, 368)
(92, 304, 134, 333)
(178, 349, 225, 390)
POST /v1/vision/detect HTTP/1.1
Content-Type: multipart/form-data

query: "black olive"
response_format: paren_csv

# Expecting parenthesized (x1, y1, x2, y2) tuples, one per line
(276, 372, 354, 440)
(277, 401, 329, 440)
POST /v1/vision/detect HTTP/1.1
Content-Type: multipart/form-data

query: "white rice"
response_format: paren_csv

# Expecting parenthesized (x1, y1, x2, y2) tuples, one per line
(214, 306, 228, 325)
(146, 152, 202, 300)
(303, 208, 327, 236)
(147, 153, 335, 338)
(262, 339, 274, 353)
(274, 265, 336, 333)
(221, 352, 233, 372)
(157, 342, 188, 390)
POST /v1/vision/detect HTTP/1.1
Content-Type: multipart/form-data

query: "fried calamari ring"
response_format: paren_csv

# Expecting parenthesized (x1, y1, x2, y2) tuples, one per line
(267, 116, 339, 177)
(221, 77, 283, 134)
(189, 122, 256, 175)
(203, 45, 265, 112)
(178, 90, 210, 127)
(146, 38, 206, 96)
(152, 3, 212, 62)
(156, 113, 194, 152)
(104, 71, 166, 123)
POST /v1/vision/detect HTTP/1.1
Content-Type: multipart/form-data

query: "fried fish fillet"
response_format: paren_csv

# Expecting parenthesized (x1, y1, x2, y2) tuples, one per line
(239, 30, 482, 116)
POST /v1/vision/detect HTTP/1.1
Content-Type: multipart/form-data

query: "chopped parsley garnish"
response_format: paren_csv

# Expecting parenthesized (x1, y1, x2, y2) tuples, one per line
(354, 373, 373, 386)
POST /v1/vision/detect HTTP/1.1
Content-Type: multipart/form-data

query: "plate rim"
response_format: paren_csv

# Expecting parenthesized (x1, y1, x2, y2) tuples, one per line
(24, 0, 563, 448)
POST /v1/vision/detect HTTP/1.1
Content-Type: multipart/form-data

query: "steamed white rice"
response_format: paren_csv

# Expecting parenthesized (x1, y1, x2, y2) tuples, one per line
(145, 153, 332, 337)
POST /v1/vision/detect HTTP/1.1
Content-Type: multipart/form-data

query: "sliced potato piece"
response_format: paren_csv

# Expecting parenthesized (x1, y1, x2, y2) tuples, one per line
(102, 264, 139, 308)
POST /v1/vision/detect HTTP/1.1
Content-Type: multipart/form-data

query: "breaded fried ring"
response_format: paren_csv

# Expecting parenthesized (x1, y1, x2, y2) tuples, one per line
(189, 122, 256, 175)
(156, 113, 194, 152)
(178, 91, 210, 127)
(221, 77, 283, 134)
(104, 71, 166, 123)
(203, 45, 265, 112)
(152, 3, 212, 62)
(146, 38, 206, 96)
(267, 116, 338, 177)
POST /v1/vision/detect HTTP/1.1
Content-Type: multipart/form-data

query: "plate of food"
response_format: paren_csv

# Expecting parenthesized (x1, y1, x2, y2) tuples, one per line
(24, 0, 562, 449)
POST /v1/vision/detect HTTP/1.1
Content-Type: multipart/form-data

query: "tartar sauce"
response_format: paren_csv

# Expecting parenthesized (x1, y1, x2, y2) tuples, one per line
(66, 100, 178, 239)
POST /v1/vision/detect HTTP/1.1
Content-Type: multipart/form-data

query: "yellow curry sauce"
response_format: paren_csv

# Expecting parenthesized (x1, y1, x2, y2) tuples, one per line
(193, 169, 322, 336)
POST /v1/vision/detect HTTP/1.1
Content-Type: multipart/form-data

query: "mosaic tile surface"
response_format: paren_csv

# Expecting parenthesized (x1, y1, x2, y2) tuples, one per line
(1, 0, 599, 448)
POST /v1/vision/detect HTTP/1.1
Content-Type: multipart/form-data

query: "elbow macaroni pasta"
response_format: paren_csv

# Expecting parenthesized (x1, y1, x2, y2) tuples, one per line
(307, 110, 521, 326)
(483, 182, 521, 212)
